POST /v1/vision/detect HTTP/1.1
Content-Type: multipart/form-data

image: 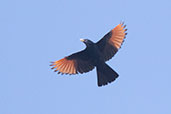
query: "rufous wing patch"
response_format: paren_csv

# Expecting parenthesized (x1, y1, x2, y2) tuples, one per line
(50, 58, 77, 74)
(109, 23, 127, 49)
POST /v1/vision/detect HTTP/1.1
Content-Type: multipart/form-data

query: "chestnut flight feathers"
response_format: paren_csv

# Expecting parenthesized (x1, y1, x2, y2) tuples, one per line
(50, 23, 127, 87)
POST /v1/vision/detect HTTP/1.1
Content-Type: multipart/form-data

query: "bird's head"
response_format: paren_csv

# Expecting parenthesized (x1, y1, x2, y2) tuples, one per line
(80, 39, 94, 47)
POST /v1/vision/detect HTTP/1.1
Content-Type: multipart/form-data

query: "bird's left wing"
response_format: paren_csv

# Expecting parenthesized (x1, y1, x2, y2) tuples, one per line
(96, 23, 127, 62)
(50, 49, 95, 75)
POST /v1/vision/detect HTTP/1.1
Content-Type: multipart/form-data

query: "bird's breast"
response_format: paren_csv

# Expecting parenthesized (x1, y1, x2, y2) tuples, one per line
(86, 45, 104, 66)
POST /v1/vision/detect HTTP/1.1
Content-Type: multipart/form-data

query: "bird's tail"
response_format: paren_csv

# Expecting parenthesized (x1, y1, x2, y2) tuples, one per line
(96, 62, 119, 87)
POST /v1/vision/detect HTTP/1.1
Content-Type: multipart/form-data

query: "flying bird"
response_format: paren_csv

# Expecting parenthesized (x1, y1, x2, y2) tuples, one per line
(50, 22, 127, 87)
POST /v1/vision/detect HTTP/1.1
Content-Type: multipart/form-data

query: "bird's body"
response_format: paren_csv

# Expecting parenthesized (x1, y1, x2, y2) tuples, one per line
(82, 42, 104, 65)
(50, 23, 127, 87)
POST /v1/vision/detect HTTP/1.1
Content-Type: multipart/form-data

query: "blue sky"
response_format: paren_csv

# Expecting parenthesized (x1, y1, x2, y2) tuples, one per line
(1, 0, 171, 114)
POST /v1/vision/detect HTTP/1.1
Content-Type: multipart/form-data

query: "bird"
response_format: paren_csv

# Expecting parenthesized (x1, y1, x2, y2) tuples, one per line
(50, 22, 127, 87)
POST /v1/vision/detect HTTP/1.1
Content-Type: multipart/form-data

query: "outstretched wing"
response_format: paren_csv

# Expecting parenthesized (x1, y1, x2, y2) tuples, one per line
(96, 22, 127, 61)
(50, 49, 95, 75)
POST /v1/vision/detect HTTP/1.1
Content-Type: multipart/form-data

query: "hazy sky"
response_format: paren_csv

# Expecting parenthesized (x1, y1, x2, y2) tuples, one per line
(1, 0, 171, 114)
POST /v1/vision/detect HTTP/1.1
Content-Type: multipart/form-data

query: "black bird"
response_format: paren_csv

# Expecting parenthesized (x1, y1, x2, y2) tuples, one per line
(50, 23, 127, 87)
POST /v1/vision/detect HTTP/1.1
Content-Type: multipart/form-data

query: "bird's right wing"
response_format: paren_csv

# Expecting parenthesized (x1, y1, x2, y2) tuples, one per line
(50, 49, 95, 75)
(96, 23, 127, 62)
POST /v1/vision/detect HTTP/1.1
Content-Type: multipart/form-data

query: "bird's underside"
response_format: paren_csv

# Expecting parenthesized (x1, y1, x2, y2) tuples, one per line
(50, 22, 127, 87)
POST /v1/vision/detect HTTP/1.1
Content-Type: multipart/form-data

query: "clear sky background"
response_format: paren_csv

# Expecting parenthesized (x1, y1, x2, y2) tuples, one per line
(1, 0, 171, 114)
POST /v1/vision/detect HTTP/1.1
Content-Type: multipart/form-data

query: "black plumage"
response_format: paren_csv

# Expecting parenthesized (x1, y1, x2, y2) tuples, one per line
(50, 23, 127, 87)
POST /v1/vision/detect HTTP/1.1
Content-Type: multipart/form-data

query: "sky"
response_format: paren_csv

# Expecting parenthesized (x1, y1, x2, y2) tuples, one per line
(0, 0, 171, 114)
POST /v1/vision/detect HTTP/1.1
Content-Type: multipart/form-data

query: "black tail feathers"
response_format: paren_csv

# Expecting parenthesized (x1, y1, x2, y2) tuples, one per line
(96, 63, 119, 87)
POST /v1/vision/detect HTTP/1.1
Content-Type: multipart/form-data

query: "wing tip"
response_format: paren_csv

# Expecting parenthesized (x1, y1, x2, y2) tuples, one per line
(50, 58, 78, 75)
(120, 21, 124, 26)
(110, 22, 128, 49)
